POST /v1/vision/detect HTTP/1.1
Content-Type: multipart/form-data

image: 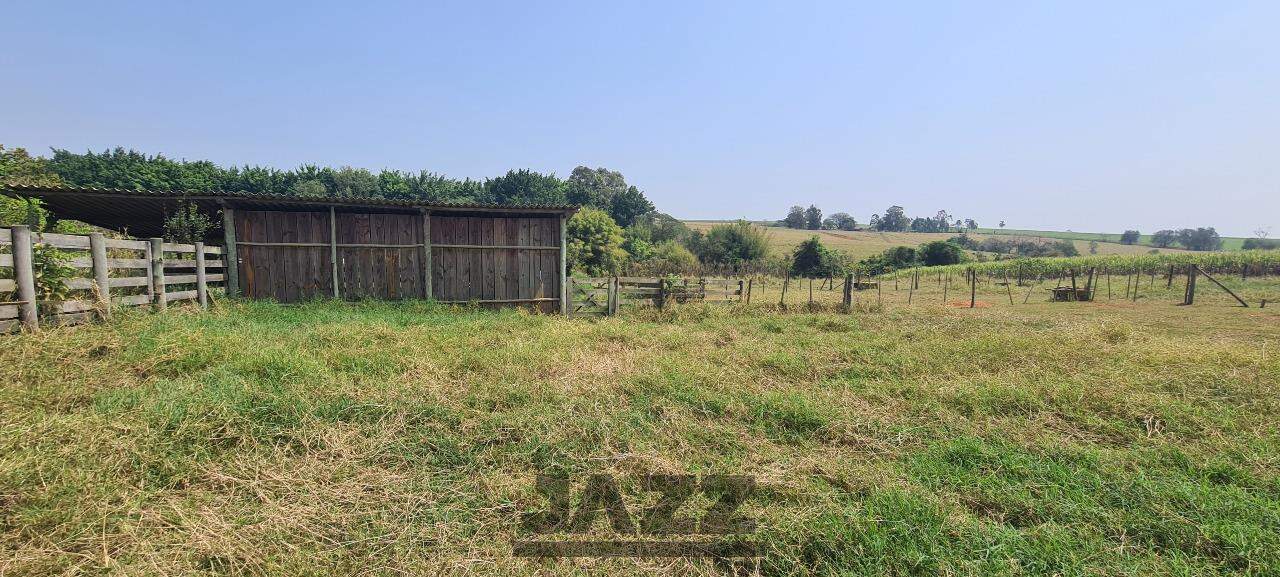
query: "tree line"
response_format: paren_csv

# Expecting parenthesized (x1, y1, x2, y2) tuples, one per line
(1119, 228, 1225, 251)
(779, 204, 979, 233)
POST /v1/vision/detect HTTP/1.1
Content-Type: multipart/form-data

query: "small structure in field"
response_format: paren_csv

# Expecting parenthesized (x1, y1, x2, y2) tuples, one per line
(6, 184, 577, 312)
(1048, 286, 1091, 301)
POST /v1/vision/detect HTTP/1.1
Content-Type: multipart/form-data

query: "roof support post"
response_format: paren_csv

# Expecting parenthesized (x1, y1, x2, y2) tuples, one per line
(560, 213, 569, 314)
(221, 205, 239, 297)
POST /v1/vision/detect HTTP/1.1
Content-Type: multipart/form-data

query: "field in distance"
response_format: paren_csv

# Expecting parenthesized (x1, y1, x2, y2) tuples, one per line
(973, 227, 1251, 251)
(684, 221, 1183, 261)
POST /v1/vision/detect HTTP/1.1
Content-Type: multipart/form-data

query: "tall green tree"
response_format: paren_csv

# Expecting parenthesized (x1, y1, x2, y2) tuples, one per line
(790, 236, 840, 278)
(804, 205, 822, 230)
(483, 169, 567, 205)
(783, 206, 806, 228)
(566, 207, 625, 275)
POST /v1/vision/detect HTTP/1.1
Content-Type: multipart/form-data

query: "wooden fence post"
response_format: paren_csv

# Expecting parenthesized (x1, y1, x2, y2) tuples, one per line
(779, 275, 789, 309)
(1004, 271, 1014, 305)
(1184, 266, 1197, 305)
(738, 279, 745, 303)
(195, 241, 209, 309)
(89, 232, 111, 318)
(1131, 267, 1140, 302)
(746, 278, 753, 304)
(11, 225, 38, 331)
(150, 238, 167, 311)
(1196, 265, 1249, 307)
(942, 273, 949, 304)
(843, 273, 853, 311)
(969, 268, 976, 308)
(657, 278, 666, 310)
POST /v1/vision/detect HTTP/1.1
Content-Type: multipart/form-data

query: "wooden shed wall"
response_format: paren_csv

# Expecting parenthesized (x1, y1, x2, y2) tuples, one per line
(430, 215, 561, 311)
(233, 209, 562, 310)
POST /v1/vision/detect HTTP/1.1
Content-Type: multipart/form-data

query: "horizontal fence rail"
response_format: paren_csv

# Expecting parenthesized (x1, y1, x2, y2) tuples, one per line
(0, 226, 225, 333)
(568, 276, 745, 317)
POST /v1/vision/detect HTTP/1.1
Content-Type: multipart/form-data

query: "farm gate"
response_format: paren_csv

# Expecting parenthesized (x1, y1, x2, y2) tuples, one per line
(568, 277, 745, 317)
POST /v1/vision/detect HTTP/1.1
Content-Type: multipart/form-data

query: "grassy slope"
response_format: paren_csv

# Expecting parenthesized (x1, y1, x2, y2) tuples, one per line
(684, 222, 1182, 261)
(975, 228, 1249, 251)
(3, 299, 1279, 575)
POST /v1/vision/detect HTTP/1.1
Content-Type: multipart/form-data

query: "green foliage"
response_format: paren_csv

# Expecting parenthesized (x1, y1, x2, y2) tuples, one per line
(874, 205, 910, 232)
(880, 249, 1280, 280)
(1151, 229, 1178, 248)
(1242, 238, 1279, 250)
(30, 244, 75, 312)
(1177, 227, 1223, 251)
(163, 201, 214, 243)
(695, 220, 769, 267)
(563, 166, 654, 227)
(1120, 230, 1140, 244)
(782, 206, 806, 229)
(790, 236, 841, 278)
(918, 240, 966, 266)
(859, 245, 918, 275)
(481, 169, 567, 205)
(633, 241, 698, 275)
(822, 212, 856, 231)
(804, 205, 822, 230)
(566, 207, 625, 275)
(1, 145, 63, 229)
(627, 212, 688, 245)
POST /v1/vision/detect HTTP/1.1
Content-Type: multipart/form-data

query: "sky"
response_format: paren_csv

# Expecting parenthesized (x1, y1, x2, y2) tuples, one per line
(2, 1, 1277, 237)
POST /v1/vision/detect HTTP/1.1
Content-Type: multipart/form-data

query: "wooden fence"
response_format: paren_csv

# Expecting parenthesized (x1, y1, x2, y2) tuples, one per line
(1, 226, 225, 332)
(568, 276, 745, 317)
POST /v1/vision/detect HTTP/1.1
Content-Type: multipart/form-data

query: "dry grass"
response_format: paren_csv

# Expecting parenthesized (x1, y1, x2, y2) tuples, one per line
(1, 296, 1278, 575)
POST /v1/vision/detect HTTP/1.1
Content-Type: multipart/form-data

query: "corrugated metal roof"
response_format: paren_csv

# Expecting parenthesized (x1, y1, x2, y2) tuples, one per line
(2, 183, 578, 240)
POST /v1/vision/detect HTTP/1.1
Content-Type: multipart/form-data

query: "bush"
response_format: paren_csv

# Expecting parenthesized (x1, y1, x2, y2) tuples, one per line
(918, 241, 966, 266)
(858, 246, 917, 275)
(566, 207, 626, 276)
(634, 241, 698, 275)
(790, 237, 841, 278)
(695, 220, 769, 267)
(1242, 238, 1278, 250)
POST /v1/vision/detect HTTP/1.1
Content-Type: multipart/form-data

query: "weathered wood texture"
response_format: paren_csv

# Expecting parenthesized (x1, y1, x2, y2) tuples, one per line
(1, 227, 223, 332)
(430, 215, 561, 312)
(235, 210, 335, 302)
(232, 210, 561, 309)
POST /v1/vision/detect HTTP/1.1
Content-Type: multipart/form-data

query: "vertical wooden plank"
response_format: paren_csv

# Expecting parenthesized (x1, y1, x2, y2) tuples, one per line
(221, 207, 239, 297)
(150, 238, 167, 310)
(195, 241, 208, 309)
(559, 214, 568, 314)
(330, 207, 340, 299)
(427, 212, 437, 303)
(11, 226, 38, 330)
(89, 232, 111, 318)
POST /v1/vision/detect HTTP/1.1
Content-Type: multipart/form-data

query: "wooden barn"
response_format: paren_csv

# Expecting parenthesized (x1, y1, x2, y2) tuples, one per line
(6, 185, 576, 312)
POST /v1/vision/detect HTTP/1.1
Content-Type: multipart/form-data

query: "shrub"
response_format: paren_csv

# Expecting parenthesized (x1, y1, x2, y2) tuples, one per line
(566, 207, 626, 275)
(918, 241, 966, 266)
(696, 220, 769, 267)
(790, 237, 841, 278)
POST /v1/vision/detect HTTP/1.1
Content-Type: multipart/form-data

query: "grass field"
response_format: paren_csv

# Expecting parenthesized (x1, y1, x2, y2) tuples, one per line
(3, 292, 1279, 575)
(684, 222, 1182, 261)
(974, 228, 1250, 251)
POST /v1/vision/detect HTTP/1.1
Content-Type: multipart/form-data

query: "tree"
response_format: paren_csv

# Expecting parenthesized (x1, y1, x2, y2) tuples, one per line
(697, 220, 769, 266)
(609, 186, 654, 227)
(783, 206, 806, 228)
(644, 241, 698, 274)
(1151, 229, 1178, 248)
(483, 169, 567, 205)
(1119, 230, 1140, 245)
(965, 218, 978, 230)
(876, 206, 909, 232)
(566, 207, 626, 275)
(804, 205, 822, 230)
(999, 220, 1006, 229)
(565, 166, 653, 226)
(935, 210, 952, 232)
(858, 246, 918, 275)
(917, 241, 966, 266)
(1177, 227, 1222, 251)
(628, 212, 689, 244)
(1242, 238, 1279, 250)
(790, 237, 840, 278)
(823, 212, 856, 231)
(1089, 240, 1099, 255)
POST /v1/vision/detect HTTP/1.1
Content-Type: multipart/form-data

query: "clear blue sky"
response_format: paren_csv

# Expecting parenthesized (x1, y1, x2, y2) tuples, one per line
(3, 1, 1277, 236)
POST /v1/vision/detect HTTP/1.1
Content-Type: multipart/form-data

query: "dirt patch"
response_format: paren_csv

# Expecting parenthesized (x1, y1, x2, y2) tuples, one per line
(946, 300, 993, 308)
